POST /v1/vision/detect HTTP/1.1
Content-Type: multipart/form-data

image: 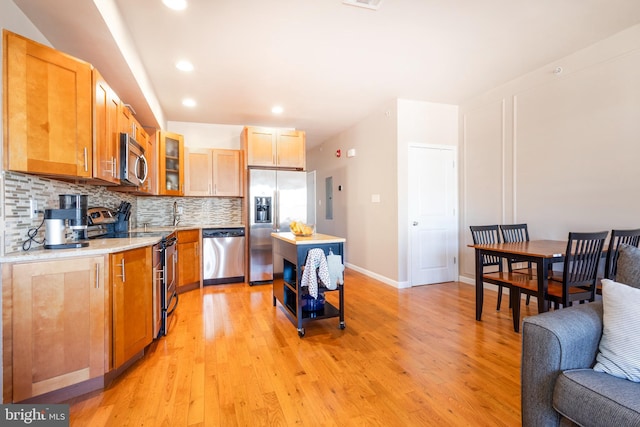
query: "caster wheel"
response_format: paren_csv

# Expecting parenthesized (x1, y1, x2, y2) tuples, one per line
(298, 328, 305, 337)
(339, 322, 346, 330)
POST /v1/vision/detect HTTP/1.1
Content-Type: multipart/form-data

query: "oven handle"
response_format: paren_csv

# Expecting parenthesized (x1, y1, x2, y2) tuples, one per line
(166, 292, 179, 316)
(136, 154, 148, 184)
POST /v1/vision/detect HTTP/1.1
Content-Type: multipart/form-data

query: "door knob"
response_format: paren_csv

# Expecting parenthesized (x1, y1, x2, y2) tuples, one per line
(412, 221, 419, 226)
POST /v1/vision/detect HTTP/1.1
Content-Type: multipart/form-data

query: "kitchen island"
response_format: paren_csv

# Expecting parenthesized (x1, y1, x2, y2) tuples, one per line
(271, 232, 346, 337)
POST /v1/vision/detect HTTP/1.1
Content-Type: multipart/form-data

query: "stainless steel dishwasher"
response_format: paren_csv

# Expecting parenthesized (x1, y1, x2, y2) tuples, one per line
(202, 228, 245, 285)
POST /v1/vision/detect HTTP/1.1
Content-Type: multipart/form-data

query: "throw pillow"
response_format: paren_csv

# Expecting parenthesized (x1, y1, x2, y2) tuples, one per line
(593, 279, 640, 382)
(615, 244, 640, 288)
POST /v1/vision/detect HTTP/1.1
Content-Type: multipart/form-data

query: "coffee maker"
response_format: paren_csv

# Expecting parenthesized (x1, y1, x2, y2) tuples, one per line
(44, 194, 90, 249)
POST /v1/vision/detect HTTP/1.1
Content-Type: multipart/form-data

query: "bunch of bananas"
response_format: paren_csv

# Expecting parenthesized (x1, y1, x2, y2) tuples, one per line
(290, 221, 314, 236)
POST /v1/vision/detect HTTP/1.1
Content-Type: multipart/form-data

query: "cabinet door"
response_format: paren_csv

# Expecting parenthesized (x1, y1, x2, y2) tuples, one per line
(118, 102, 132, 135)
(213, 149, 243, 197)
(276, 129, 306, 169)
(158, 131, 185, 195)
(245, 127, 276, 167)
(185, 148, 213, 196)
(112, 247, 152, 369)
(177, 230, 201, 292)
(10, 256, 106, 402)
(4, 30, 92, 178)
(93, 69, 120, 184)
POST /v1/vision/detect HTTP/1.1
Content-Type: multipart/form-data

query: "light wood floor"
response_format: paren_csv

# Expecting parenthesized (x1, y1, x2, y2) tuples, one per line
(67, 269, 536, 426)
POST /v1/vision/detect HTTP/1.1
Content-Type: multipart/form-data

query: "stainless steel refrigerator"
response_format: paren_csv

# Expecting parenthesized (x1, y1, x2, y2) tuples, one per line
(248, 169, 314, 284)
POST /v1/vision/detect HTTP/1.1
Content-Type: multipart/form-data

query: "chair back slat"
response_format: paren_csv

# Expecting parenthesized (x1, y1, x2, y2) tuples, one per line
(604, 228, 640, 280)
(562, 231, 608, 302)
(500, 223, 530, 243)
(470, 225, 502, 268)
(500, 224, 532, 271)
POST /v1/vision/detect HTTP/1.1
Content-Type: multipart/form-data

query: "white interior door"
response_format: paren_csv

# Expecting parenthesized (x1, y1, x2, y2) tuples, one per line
(409, 144, 458, 286)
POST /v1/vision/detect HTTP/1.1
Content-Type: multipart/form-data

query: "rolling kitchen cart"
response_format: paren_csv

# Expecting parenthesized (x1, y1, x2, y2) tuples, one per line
(271, 232, 346, 337)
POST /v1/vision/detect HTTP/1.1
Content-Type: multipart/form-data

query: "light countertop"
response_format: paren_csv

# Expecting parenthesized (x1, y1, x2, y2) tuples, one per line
(0, 236, 163, 262)
(271, 232, 346, 245)
(1, 224, 245, 263)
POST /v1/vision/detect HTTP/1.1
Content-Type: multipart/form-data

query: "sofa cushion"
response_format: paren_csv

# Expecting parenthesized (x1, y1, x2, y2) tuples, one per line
(615, 244, 640, 288)
(553, 368, 640, 427)
(593, 279, 640, 382)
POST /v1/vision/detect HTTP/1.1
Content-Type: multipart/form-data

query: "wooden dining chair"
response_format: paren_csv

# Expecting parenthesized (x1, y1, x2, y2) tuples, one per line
(547, 231, 608, 309)
(595, 228, 640, 294)
(470, 225, 508, 310)
(508, 231, 607, 332)
(499, 223, 534, 305)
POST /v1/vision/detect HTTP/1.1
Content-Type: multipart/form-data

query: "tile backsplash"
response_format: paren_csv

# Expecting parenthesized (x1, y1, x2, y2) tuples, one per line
(2, 172, 243, 255)
(137, 197, 242, 228)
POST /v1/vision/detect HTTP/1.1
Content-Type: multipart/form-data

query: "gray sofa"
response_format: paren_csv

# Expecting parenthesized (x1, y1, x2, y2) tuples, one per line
(521, 301, 640, 426)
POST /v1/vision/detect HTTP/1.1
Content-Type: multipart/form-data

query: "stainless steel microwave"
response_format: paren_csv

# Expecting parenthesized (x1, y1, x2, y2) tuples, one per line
(120, 133, 148, 186)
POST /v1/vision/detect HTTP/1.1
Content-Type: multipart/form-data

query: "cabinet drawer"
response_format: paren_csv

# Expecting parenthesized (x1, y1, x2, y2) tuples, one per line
(178, 229, 199, 242)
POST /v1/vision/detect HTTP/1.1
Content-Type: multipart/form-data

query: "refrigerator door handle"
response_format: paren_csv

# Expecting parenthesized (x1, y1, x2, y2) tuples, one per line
(274, 188, 279, 231)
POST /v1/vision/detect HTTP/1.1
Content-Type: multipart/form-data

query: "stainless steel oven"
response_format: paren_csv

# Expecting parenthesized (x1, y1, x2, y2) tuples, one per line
(161, 233, 178, 335)
(152, 240, 163, 338)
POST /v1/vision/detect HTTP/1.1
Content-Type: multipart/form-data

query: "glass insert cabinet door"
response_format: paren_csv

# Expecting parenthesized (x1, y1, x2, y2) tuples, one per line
(159, 131, 185, 196)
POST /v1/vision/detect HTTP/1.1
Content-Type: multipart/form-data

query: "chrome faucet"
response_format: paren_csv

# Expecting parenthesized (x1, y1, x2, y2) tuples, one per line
(172, 201, 181, 227)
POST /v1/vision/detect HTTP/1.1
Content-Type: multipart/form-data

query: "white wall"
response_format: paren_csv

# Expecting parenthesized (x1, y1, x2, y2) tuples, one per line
(459, 24, 640, 282)
(167, 121, 244, 149)
(307, 100, 399, 284)
(307, 99, 458, 287)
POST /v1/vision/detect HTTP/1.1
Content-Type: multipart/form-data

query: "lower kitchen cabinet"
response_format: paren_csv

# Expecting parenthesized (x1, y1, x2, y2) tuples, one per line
(177, 229, 201, 293)
(3, 256, 107, 402)
(111, 246, 152, 369)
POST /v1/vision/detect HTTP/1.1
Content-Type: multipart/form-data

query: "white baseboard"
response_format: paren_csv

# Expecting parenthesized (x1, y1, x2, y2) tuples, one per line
(345, 263, 409, 289)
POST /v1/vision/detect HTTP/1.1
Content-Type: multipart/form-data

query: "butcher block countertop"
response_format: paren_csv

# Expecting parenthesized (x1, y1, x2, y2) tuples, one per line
(271, 232, 346, 245)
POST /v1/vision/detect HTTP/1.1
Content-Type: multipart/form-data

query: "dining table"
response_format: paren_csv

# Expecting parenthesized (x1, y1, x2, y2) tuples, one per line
(469, 240, 569, 322)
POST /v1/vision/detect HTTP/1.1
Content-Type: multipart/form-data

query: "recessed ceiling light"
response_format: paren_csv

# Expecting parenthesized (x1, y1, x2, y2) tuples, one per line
(272, 105, 284, 114)
(176, 60, 193, 72)
(163, 0, 187, 11)
(182, 98, 196, 107)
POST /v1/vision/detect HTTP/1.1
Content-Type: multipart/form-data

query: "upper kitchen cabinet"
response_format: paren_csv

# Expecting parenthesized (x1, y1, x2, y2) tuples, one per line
(93, 68, 120, 184)
(158, 131, 185, 196)
(242, 126, 306, 169)
(185, 148, 243, 197)
(3, 30, 93, 179)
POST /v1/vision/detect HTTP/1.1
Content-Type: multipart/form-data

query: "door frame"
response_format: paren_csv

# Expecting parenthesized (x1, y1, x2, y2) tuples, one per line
(407, 143, 459, 286)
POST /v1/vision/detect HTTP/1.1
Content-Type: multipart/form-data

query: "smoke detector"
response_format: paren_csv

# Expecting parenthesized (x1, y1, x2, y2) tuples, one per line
(342, 0, 383, 11)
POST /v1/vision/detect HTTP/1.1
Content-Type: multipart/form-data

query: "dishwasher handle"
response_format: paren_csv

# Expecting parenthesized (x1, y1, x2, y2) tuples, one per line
(202, 228, 245, 238)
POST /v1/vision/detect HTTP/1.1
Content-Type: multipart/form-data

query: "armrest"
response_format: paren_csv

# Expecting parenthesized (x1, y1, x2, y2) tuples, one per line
(521, 301, 603, 427)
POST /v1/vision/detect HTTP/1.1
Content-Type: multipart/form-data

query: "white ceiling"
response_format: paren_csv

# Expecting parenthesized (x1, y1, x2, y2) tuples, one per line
(12, 0, 640, 148)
